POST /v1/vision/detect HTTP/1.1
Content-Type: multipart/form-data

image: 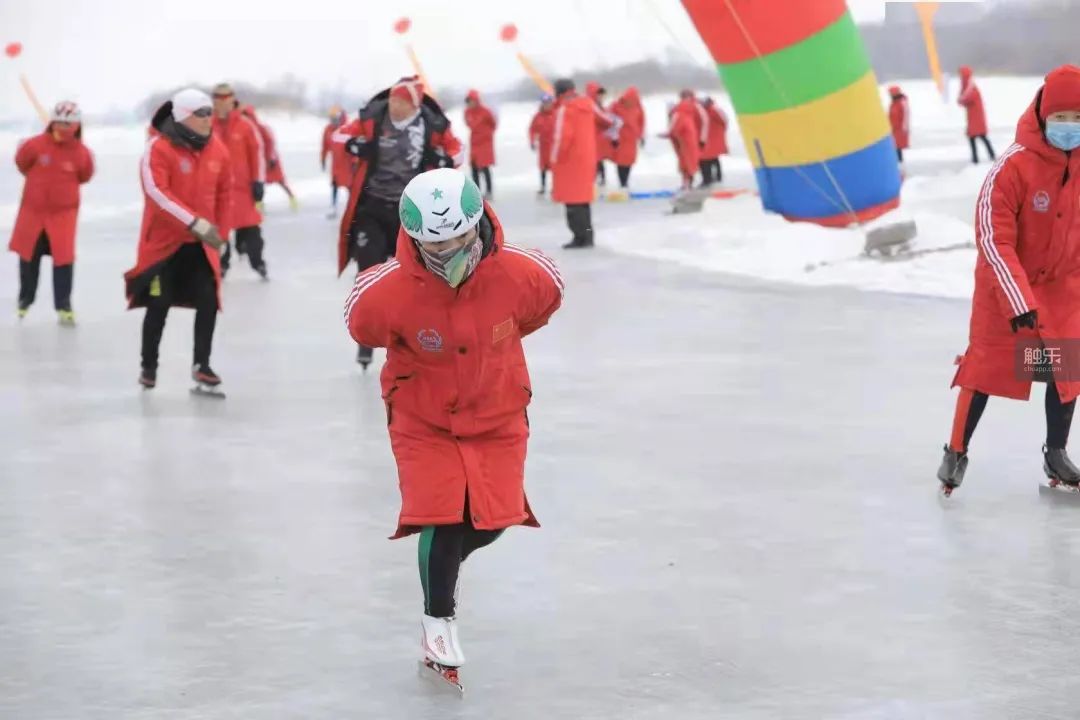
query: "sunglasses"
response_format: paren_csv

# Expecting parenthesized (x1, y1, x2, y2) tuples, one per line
(212, 93, 234, 100)
(191, 107, 213, 118)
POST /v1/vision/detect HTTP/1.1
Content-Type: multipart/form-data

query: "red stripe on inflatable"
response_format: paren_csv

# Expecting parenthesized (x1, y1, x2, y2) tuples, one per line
(682, 0, 848, 65)
(782, 196, 901, 228)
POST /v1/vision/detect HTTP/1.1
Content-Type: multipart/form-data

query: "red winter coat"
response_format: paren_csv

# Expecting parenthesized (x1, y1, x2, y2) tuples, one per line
(551, 92, 600, 205)
(332, 91, 464, 275)
(124, 109, 232, 310)
(8, 129, 94, 266)
(702, 102, 729, 160)
(344, 205, 564, 538)
(952, 95, 1080, 403)
(668, 99, 701, 179)
(464, 102, 497, 168)
(528, 107, 555, 171)
(321, 117, 356, 188)
(213, 109, 264, 229)
(244, 109, 287, 185)
(586, 83, 615, 162)
(611, 88, 645, 167)
(889, 94, 911, 150)
(958, 72, 989, 138)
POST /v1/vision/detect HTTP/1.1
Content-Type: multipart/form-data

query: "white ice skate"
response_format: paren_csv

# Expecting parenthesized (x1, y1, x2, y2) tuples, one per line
(420, 614, 465, 693)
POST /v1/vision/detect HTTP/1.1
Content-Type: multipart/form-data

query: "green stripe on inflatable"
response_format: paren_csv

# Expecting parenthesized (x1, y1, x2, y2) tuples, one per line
(719, 12, 871, 116)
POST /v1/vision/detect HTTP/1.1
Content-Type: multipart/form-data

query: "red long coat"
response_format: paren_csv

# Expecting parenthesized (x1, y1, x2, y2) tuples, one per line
(668, 99, 701, 178)
(550, 92, 599, 205)
(611, 88, 645, 167)
(586, 83, 615, 162)
(8, 130, 94, 266)
(124, 117, 232, 310)
(528, 107, 555, 171)
(246, 111, 287, 185)
(952, 94, 1080, 403)
(212, 109, 264, 229)
(889, 94, 911, 150)
(321, 118, 355, 188)
(958, 71, 989, 138)
(702, 103, 729, 160)
(464, 102, 497, 168)
(344, 204, 564, 538)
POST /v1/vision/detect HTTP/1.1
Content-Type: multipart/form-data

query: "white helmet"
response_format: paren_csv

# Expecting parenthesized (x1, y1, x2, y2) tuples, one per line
(51, 101, 81, 123)
(398, 168, 484, 242)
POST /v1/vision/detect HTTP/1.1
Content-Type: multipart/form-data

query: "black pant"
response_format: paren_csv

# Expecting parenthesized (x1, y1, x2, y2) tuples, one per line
(699, 158, 722, 186)
(539, 169, 548, 191)
(596, 161, 607, 186)
(565, 203, 594, 246)
(418, 505, 503, 617)
(350, 194, 402, 271)
(617, 165, 632, 189)
(471, 165, 493, 196)
(969, 135, 996, 164)
(140, 243, 218, 370)
(221, 225, 266, 272)
(896, 148, 905, 163)
(955, 382, 1076, 451)
(18, 232, 73, 311)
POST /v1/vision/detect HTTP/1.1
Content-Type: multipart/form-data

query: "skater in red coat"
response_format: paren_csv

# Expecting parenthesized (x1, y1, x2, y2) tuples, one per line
(211, 83, 268, 279)
(551, 78, 599, 248)
(344, 167, 563, 685)
(959, 65, 996, 164)
(241, 104, 296, 211)
(611, 87, 645, 189)
(662, 95, 701, 190)
(124, 88, 231, 393)
(888, 85, 911, 164)
(528, 94, 556, 194)
(321, 105, 355, 218)
(9, 101, 94, 325)
(939, 65, 1080, 495)
(464, 89, 497, 199)
(699, 96, 729, 187)
(586, 82, 618, 187)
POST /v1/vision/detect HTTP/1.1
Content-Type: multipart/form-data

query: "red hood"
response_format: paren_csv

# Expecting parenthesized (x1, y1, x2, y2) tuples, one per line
(394, 201, 506, 277)
(1014, 91, 1060, 162)
(619, 87, 642, 108)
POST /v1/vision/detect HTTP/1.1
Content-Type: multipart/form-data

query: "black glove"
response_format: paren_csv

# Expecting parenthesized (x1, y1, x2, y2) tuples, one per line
(345, 137, 369, 158)
(1010, 309, 1038, 333)
(251, 181, 264, 202)
(268, 158, 279, 171)
(699, 141, 706, 150)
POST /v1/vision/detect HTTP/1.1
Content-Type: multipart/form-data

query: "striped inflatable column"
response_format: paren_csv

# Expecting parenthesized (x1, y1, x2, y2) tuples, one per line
(681, 0, 901, 226)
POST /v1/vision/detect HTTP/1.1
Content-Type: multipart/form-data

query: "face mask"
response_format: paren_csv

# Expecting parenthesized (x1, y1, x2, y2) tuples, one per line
(1046, 121, 1080, 151)
(419, 235, 482, 288)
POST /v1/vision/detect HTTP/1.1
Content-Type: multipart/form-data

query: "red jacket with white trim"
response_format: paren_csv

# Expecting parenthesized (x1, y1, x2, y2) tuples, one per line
(344, 203, 563, 538)
(953, 93, 1080, 402)
(124, 106, 232, 309)
(213, 109, 264, 229)
(8, 130, 94, 266)
(550, 92, 599, 205)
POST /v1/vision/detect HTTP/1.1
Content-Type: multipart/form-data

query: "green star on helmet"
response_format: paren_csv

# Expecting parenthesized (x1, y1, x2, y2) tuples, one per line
(431, 188, 444, 200)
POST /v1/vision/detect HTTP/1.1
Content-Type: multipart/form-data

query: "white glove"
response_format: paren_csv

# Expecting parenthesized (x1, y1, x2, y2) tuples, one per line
(189, 217, 224, 249)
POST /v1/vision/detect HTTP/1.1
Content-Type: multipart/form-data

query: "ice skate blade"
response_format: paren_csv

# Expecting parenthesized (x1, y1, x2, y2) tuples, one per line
(190, 384, 226, 399)
(418, 659, 464, 695)
(1040, 478, 1080, 498)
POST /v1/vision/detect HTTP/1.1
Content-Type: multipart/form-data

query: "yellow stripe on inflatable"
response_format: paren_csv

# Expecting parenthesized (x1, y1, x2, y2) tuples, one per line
(739, 72, 890, 169)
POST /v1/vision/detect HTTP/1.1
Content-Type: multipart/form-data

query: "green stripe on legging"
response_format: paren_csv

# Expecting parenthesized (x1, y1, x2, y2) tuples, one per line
(418, 526, 435, 614)
(719, 12, 871, 116)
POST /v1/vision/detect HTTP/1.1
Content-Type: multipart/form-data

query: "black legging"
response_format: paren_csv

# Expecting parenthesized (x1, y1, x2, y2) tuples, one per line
(471, 165, 493, 196)
(969, 135, 996, 164)
(418, 502, 503, 618)
(539, 168, 548, 191)
(596, 161, 607, 186)
(699, 158, 722, 186)
(222, 225, 266, 273)
(952, 382, 1076, 452)
(141, 243, 218, 371)
(616, 165, 632, 189)
(18, 232, 73, 311)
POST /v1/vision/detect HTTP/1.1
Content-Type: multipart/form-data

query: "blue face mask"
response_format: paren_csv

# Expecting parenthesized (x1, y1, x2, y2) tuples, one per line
(1046, 121, 1080, 151)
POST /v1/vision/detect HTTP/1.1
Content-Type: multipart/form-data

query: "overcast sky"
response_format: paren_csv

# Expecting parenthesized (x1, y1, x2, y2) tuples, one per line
(0, 0, 951, 122)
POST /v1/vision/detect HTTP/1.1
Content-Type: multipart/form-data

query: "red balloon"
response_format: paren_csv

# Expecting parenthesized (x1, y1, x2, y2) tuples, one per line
(4, 42, 22, 59)
(394, 17, 411, 34)
(500, 24, 518, 43)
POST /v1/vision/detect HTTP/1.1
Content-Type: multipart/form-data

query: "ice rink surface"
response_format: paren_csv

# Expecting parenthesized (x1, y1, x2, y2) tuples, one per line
(5, 112, 1080, 719)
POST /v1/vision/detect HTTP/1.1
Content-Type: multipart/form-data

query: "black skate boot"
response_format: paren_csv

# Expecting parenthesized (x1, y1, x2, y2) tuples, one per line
(139, 366, 157, 390)
(191, 363, 225, 398)
(356, 344, 374, 370)
(254, 261, 269, 281)
(937, 444, 968, 497)
(1043, 445, 1080, 491)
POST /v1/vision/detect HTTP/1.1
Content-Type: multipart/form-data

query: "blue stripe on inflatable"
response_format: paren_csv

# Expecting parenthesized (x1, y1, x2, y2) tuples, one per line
(753, 135, 901, 219)
(627, 190, 677, 199)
